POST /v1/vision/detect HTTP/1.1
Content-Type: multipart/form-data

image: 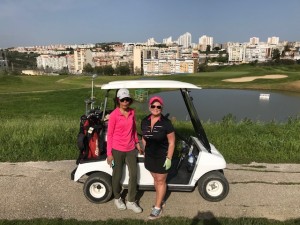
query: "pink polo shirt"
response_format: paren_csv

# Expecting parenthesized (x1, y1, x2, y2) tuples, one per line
(106, 107, 139, 156)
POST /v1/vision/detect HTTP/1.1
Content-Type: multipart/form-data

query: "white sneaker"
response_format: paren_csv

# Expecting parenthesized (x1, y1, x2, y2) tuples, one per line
(114, 198, 126, 210)
(126, 201, 143, 213)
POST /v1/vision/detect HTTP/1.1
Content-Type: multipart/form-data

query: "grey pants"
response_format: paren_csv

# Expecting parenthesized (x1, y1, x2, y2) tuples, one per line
(112, 149, 137, 202)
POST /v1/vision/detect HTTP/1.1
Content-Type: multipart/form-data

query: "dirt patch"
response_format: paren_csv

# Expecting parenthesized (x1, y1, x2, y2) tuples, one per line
(1, 161, 300, 221)
(286, 80, 300, 89)
(223, 74, 288, 83)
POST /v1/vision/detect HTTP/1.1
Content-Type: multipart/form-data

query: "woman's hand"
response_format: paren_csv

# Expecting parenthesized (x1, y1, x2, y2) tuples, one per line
(138, 148, 144, 155)
(106, 155, 114, 167)
(163, 157, 172, 170)
(136, 143, 144, 155)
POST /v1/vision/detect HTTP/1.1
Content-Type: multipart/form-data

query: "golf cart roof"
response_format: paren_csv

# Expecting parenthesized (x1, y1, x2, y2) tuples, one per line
(99, 80, 201, 90)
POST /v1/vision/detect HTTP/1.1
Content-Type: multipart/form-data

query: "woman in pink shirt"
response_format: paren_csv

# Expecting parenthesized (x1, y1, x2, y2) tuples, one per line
(106, 88, 143, 213)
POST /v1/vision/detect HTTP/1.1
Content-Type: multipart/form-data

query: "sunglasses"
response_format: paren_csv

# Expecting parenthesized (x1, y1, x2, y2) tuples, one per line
(120, 97, 132, 102)
(150, 105, 162, 109)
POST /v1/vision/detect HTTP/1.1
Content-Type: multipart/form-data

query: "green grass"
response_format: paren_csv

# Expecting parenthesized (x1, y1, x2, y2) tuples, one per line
(0, 88, 92, 120)
(0, 116, 78, 161)
(2, 64, 300, 94)
(1, 88, 300, 163)
(1, 114, 300, 163)
(1, 70, 300, 223)
(0, 65, 300, 163)
(203, 116, 300, 164)
(0, 74, 140, 93)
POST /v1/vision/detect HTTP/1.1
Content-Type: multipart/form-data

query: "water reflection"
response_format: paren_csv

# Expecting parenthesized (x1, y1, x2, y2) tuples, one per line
(138, 89, 300, 122)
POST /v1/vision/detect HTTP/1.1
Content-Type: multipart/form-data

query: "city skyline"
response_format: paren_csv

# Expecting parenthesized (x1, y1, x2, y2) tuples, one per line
(1, 0, 300, 49)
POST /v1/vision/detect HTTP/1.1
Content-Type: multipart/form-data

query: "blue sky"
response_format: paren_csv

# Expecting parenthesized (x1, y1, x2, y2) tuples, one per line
(1, 0, 300, 48)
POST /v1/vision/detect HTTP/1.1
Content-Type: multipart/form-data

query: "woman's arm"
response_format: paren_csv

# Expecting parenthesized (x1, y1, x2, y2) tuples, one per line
(166, 131, 175, 159)
(106, 111, 116, 157)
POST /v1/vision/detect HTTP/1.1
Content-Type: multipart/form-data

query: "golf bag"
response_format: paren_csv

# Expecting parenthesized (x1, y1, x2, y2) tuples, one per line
(76, 110, 107, 164)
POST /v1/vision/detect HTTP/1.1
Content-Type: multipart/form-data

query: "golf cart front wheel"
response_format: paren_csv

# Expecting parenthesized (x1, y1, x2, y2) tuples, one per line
(198, 171, 229, 202)
(83, 172, 112, 204)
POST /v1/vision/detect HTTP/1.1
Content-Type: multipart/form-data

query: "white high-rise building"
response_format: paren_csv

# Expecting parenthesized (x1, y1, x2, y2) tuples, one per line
(133, 46, 143, 75)
(249, 37, 260, 45)
(146, 38, 157, 46)
(163, 36, 173, 45)
(177, 32, 192, 48)
(199, 35, 213, 51)
(199, 35, 213, 46)
(267, 37, 279, 45)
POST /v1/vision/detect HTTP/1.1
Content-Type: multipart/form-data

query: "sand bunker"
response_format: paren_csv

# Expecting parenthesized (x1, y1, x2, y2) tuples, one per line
(223, 74, 288, 83)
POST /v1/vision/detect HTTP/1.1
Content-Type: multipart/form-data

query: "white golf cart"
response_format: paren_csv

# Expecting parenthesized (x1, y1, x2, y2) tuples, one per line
(71, 80, 229, 203)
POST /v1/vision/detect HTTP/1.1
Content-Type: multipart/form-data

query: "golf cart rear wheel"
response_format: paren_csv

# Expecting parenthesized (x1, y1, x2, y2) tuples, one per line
(83, 172, 112, 204)
(198, 171, 229, 202)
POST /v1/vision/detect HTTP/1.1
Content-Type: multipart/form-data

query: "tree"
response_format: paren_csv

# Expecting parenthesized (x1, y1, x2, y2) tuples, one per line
(83, 63, 94, 73)
(94, 66, 104, 75)
(134, 66, 142, 75)
(66, 47, 74, 54)
(216, 55, 228, 63)
(153, 44, 167, 48)
(206, 45, 211, 52)
(249, 60, 258, 66)
(103, 65, 114, 75)
(59, 67, 69, 75)
(115, 65, 131, 75)
(5, 51, 39, 71)
(272, 49, 281, 62)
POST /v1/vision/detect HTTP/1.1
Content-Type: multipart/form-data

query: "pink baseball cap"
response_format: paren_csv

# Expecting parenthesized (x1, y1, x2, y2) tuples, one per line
(149, 96, 164, 105)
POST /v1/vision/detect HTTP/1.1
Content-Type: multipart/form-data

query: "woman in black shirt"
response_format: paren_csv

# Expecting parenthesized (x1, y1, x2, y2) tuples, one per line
(141, 96, 175, 220)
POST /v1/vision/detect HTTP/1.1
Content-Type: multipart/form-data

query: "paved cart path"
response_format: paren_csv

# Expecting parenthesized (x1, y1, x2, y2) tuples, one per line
(0, 161, 300, 221)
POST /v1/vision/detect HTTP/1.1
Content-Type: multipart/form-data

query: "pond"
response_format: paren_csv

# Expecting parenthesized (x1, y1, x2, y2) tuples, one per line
(139, 89, 300, 122)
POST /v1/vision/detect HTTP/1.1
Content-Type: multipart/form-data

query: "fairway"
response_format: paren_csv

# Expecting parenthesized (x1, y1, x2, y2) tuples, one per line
(1, 67, 300, 163)
(0, 70, 300, 224)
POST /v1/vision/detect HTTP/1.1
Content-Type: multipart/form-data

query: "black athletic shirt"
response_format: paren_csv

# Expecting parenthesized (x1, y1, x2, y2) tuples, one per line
(141, 114, 175, 159)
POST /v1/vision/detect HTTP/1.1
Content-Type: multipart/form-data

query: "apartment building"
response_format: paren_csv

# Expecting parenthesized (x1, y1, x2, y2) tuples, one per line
(73, 48, 94, 73)
(27, 33, 299, 75)
(227, 41, 287, 63)
(133, 46, 160, 74)
(199, 35, 213, 51)
(159, 48, 178, 59)
(249, 37, 260, 45)
(36, 54, 68, 71)
(133, 44, 197, 75)
(163, 36, 173, 46)
(267, 36, 279, 45)
(36, 48, 95, 74)
(73, 49, 85, 73)
(133, 46, 143, 74)
(244, 44, 270, 62)
(177, 32, 192, 48)
(143, 58, 197, 75)
(176, 59, 197, 73)
(146, 38, 157, 46)
(227, 43, 245, 63)
(66, 54, 75, 73)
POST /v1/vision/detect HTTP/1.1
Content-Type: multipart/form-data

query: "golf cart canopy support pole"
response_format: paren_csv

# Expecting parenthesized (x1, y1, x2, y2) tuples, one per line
(180, 88, 211, 152)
